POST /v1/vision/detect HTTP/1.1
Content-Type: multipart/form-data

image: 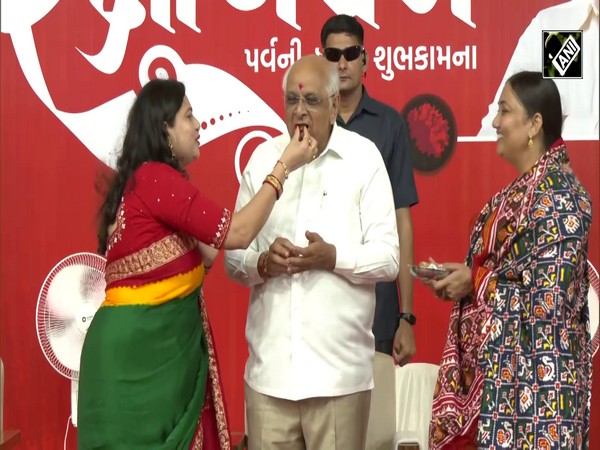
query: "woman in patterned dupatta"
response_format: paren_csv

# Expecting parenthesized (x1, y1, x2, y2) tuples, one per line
(427, 72, 592, 450)
(78, 78, 318, 449)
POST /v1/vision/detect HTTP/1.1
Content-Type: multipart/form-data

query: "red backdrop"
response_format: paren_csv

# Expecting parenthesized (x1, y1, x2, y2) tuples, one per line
(1, 0, 598, 448)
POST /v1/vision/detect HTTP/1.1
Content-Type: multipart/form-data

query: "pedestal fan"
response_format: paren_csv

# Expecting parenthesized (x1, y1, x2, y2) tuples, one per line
(36, 252, 106, 427)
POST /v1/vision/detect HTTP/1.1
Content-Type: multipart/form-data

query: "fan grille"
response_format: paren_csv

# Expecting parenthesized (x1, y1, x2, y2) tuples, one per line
(36, 252, 107, 380)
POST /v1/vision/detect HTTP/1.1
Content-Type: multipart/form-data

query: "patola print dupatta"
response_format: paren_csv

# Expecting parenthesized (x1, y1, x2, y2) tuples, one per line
(429, 139, 574, 448)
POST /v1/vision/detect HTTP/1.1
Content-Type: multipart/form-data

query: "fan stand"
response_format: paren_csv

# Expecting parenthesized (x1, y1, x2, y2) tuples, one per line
(70, 301, 96, 428)
(71, 379, 79, 427)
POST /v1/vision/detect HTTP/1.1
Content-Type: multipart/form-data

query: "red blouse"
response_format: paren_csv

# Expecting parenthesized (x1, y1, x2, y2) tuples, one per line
(105, 162, 231, 288)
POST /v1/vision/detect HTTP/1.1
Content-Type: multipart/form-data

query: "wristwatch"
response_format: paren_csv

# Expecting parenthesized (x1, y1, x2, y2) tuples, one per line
(399, 312, 417, 326)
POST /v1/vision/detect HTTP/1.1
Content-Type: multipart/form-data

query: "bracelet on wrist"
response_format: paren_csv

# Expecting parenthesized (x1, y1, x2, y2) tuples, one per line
(258, 251, 270, 278)
(276, 160, 289, 179)
(262, 178, 279, 199)
(262, 174, 283, 200)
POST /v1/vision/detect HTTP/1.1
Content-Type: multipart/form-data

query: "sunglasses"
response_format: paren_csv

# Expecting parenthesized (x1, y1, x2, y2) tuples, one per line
(323, 45, 364, 63)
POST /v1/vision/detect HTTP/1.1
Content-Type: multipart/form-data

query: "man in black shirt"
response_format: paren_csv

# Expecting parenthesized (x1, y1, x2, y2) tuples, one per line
(320, 14, 419, 365)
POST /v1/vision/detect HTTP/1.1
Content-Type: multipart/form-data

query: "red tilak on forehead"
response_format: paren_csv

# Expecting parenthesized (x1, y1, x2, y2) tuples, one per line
(298, 83, 304, 90)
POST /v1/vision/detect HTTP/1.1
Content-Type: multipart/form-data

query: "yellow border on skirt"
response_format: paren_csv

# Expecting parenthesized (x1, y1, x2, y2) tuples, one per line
(102, 264, 205, 306)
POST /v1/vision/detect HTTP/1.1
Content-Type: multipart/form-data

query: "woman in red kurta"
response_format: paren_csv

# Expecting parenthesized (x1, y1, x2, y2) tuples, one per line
(78, 78, 317, 449)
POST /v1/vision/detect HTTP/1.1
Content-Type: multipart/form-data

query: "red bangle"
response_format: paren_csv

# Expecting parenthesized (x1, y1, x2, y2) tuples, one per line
(263, 175, 283, 200)
(258, 251, 270, 278)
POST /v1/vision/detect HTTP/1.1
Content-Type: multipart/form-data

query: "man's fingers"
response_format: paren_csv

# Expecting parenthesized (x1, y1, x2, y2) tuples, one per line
(269, 251, 293, 270)
(397, 356, 410, 367)
(270, 239, 297, 258)
(395, 347, 412, 366)
(305, 230, 322, 242)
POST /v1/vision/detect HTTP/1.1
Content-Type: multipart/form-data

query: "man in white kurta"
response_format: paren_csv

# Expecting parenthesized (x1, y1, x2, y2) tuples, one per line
(224, 55, 399, 450)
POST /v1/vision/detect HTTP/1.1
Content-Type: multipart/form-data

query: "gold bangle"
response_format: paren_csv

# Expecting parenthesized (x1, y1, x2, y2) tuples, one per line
(266, 174, 283, 191)
(262, 178, 280, 200)
(276, 160, 289, 179)
(264, 174, 283, 199)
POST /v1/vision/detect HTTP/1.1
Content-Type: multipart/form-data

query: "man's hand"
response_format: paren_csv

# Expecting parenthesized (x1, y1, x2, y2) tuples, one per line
(285, 231, 336, 274)
(393, 320, 416, 366)
(264, 237, 299, 277)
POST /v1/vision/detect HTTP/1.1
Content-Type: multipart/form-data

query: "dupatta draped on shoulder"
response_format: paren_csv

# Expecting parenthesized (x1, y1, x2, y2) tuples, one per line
(430, 141, 592, 450)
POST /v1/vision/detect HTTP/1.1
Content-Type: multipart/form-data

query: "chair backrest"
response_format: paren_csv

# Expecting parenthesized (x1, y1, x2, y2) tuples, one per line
(365, 351, 396, 450)
(394, 363, 439, 450)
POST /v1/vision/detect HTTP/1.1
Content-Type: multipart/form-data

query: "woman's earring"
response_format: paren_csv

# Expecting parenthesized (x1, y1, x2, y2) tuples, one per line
(528, 132, 533, 149)
(168, 138, 175, 157)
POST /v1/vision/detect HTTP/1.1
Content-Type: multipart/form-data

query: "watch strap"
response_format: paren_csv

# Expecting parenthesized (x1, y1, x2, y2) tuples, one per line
(399, 312, 417, 326)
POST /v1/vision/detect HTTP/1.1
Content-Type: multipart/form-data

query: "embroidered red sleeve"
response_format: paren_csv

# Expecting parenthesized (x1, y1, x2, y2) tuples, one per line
(133, 162, 231, 249)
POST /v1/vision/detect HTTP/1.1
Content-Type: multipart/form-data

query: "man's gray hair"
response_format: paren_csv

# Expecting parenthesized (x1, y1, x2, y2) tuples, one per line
(282, 61, 340, 103)
(325, 64, 340, 98)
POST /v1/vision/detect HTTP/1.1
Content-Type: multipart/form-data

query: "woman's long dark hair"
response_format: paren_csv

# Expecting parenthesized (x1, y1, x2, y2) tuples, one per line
(97, 79, 186, 254)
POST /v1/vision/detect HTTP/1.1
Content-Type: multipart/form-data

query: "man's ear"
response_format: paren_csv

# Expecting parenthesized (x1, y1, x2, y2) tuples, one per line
(330, 93, 340, 124)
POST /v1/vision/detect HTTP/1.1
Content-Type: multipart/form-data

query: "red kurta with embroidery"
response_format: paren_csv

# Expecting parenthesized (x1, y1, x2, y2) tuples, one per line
(78, 161, 233, 450)
(106, 161, 231, 287)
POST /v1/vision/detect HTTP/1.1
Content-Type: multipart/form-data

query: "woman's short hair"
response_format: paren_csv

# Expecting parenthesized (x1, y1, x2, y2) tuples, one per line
(507, 71, 562, 149)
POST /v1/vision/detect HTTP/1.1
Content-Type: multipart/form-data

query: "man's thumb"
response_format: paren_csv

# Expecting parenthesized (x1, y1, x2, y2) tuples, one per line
(305, 230, 319, 241)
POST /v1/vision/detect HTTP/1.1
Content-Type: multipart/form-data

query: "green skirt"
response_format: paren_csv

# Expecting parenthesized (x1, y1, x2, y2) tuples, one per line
(78, 289, 207, 449)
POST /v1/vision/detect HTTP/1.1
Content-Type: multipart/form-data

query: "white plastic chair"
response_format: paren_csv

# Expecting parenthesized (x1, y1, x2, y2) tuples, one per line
(393, 363, 439, 450)
(366, 352, 396, 450)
